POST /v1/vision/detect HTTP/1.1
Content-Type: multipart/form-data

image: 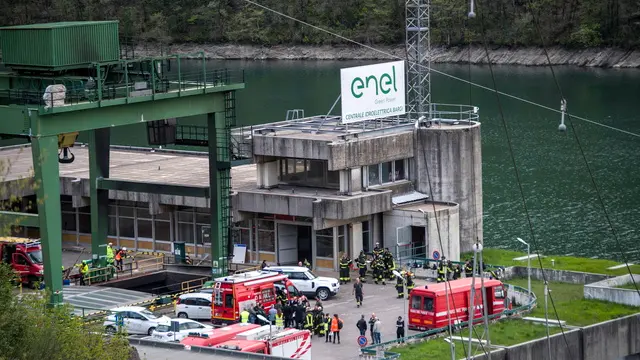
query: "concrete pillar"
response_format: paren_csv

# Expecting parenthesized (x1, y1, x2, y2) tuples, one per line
(350, 222, 363, 257)
(339, 168, 362, 195)
(332, 226, 339, 271)
(414, 123, 482, 253)
(256, 161, 278, 189)
(89, 128, 110, 263)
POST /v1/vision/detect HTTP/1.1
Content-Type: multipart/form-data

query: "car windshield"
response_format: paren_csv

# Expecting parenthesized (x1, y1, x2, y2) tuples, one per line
(305, 271, 317, 280)
(140, 309, 158, 319)
(28, 250, 43, 264)
(156, 324, 171, 332)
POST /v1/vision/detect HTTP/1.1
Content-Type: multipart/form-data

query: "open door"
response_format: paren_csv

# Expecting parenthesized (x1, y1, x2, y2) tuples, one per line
(277, 224, 298, 265)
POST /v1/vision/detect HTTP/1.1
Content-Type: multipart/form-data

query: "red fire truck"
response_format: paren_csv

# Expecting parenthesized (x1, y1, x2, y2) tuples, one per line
(215, 328, 312, 359)
(408, 277, 509, 331)
(211, 270, 302, 325)
(0, 237, 44, 286)
(180, 323, 261, 348)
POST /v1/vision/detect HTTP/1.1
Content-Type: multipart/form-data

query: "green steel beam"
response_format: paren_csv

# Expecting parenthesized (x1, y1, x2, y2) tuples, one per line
(31, 135, 63, 306)
(89, 129, 110, 263)
(0, 211, 39, 228)
(209, 112, 228, 276)
(31, 92, 227, 137)
(96, 178, 210, 198)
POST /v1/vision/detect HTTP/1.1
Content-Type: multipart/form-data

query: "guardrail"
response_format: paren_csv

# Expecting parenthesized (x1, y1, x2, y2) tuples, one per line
(428, 103, 479, 123)
(181, 277, 209, 292)
(359, 284, 537, 359)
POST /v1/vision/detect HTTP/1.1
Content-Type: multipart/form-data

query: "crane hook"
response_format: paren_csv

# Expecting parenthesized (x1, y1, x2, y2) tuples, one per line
(558, 99, 567, 132)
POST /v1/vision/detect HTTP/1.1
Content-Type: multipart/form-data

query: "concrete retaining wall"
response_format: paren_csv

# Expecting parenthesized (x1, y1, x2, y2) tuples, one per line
(502, 266, 611, 284)
(470, 314, 640, 360)
(584, 274, 640, 307)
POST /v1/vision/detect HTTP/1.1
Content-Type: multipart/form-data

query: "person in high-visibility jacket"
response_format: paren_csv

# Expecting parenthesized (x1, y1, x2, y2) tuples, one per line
(240, 308, 250, 323)
(404, 270, 415, 299)
(464, 260, 473, 278)
(78, 261, 89, 286)
(395, 272, 404, 298)
(437, 263, 446, 283)
(275, 309, 284, 328)
(106, 243, 115, 266)
(304, 311, 314, 335)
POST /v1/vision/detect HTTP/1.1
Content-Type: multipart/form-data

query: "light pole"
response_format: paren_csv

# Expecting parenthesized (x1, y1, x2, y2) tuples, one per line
(517, 237, 531, 297)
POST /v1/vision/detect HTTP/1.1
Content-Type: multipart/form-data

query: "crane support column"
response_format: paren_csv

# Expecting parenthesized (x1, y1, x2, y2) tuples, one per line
(208, 112, 230, 275)
(89, 128, 111, 264)
(31, 135, 63, 306)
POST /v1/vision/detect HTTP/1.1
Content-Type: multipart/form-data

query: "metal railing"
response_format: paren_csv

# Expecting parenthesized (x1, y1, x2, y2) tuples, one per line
(427, 103, 480, 124)
(0, 54, 244, 111)
(359, 284, 537, 359)
(181, 277, 210, 292)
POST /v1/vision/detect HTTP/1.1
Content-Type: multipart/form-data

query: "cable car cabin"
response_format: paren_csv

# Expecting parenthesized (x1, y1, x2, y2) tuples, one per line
(408, 278, 508, 331)
(211, 271, 301, 325)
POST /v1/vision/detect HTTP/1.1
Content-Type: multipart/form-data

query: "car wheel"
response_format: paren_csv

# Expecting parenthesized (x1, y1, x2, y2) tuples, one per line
(316, 287, 330, 301)
(105, 326, 117, 335)
(177, 312, 189, 319)
(147, 327, 156, 336)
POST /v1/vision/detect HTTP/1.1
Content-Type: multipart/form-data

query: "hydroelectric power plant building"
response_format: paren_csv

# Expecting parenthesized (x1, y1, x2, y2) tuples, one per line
(1, 111, 482, 271)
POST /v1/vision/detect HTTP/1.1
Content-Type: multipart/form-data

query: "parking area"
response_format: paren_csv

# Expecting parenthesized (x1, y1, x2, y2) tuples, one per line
(129, 274, 432, 360)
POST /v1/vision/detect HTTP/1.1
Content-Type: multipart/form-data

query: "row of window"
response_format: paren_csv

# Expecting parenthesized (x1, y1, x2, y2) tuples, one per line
(365, 159, 408, 187)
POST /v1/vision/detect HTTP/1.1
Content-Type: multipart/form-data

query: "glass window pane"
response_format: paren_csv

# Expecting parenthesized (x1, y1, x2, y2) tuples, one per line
(109, 216, 117, 236)
(138, 219, 152, 239)
(307, 160, 324, 184)
(338, 226, 345, 236)
(258, 230, 275, 252)
(119, 206, 134, 218)
(338, 236, 345, 255)
(155, 211, 170, 221)
(257, 220, 274, 231)
(394, 159, 406, 181)
(109, 205, 117, 216)
(196, 213, 210, 224)
(118, 200, 136, 207)
(78, 206, 91, 215)
(234, 228, 250, 246)
(155, 220, 171, 241)
(368, 165, 380, 185)
(178, 211, 193, 222)
(327, 170, 339, 186)
(137, 207, 151, 219)
(178, 222, 193, 243)
(62, 213, 76, 231)
(119, 218, 135, 238)
(363, 220, 370, 232)
(381, 162, 392, 183)
(197, 224, 211, 244)
(78, 214, 91, 233)
(316, 235, 333, 258)
(61, 201, 74, 212)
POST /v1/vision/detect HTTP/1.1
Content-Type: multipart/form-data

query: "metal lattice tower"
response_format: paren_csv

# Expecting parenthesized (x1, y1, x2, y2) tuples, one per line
(405, 0, 431, 121)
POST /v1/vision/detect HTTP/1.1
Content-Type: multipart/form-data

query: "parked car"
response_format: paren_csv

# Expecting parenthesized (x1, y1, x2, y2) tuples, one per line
(175, 292, 213, 320)
(151, 318, 213, 342)
(263, 266, 339, 300)
(103, 306, 170, 336)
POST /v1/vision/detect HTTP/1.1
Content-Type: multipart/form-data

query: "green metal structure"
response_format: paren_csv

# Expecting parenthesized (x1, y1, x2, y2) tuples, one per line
(0, 21, 243, 306)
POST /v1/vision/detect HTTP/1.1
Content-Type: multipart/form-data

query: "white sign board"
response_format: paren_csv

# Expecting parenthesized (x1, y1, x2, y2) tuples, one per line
(340, 60, 406, 124)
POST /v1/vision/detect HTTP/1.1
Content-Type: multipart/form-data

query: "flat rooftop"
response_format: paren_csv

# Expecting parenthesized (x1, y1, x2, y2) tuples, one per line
(0, 144, 371, 200)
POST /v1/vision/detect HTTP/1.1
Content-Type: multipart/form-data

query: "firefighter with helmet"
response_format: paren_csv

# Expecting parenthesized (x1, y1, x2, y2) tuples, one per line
(339, 254, 351, 284)
(404, 269, 415, 299)
(373, 243, 383, 259)
(395, 271, 405, 298)
(356, 250, 367, 283)
(373, 257, 385, 285)
(436, 262, 446, 283)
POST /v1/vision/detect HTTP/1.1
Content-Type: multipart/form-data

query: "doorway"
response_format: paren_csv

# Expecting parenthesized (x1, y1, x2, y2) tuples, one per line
(277, 224, 313, 266)
(297, 226, 312, 267)
(411, 225, 426, 257)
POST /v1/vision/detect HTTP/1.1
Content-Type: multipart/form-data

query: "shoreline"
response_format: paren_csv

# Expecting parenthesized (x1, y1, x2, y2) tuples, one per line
(133, 43, 640, 68)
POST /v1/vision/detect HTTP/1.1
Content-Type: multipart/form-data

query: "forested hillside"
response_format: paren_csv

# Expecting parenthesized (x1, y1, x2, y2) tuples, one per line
(1, 0, 640, 48)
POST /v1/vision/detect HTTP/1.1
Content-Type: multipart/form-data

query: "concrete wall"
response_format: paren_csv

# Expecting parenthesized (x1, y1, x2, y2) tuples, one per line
(414, 123, 483, 253)
(470, 314, 640, 360)
(584, 274, 640, 307)
(382, 204, 460, 262)
(503, 266, 612, 284)
(252, 134, 330, 160)
(328, 131, 414, 170)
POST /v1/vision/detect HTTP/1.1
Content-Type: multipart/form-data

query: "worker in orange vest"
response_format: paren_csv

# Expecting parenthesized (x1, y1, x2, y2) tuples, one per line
(330, 313, 343, 344)
(115, 247, 127, 271)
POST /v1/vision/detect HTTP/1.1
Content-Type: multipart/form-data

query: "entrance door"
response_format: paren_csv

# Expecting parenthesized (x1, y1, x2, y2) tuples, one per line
(277, 224, 298, 265)
(297, 226, 312, 267)
(411, 226, 426, 257)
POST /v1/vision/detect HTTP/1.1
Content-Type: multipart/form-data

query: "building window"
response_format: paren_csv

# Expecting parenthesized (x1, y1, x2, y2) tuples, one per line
(316, 228, 333, 258)
(363, 159, 410, 188)
(338, 226, 346, 256)
(61, 198, 76, 232)
(78, 206, 91, 234)
(155, 219, 171, 241)
(119, 217, 135, 238)
(279, 158, 338, 189)
(234, 221, 251, 248)
(362, 221, 370, 253)
(257, 220, 275, 252)
(109, 216, 118, 237)
(178, 209, 195, 243)
(196, 211, 211, 244)
(136, 204, 153, 239)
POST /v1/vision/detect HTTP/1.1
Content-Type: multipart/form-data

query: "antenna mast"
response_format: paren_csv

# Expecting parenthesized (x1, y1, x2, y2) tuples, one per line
(405, 0, 431, 122)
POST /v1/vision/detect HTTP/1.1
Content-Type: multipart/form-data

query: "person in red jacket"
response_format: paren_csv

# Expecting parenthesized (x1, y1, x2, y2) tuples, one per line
(330, 313, 343, 344)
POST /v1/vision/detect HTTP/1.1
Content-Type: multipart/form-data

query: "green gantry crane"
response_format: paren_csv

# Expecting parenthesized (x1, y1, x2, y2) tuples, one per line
(0, 21, 242, 306)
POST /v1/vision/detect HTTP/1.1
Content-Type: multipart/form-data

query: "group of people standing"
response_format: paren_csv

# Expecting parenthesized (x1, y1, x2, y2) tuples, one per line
(356, 314, 406, 345)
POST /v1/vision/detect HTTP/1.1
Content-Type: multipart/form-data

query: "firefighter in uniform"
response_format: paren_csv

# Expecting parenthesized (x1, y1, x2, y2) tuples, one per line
(404, 270, 415, 299)
(240, 307, 250, 323)
(304, 311, 315, 335)
(356, 251, 367, 282)
(464, 260, 473, 278)
(383, 248, 394, 280)
(303, 258, 311, 269)
(395, 271, 405, 298)
(339, 255, 350, 284)
(373, 243, 383, 259)
(453, 264, 462, 280)
(489, 268, 500, 280)
(374, 258, 386, 285)
(436, 262, 446, 283)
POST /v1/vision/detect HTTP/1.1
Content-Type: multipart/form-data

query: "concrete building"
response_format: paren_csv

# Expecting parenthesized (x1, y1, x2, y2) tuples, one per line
(0, 109, 482, 271)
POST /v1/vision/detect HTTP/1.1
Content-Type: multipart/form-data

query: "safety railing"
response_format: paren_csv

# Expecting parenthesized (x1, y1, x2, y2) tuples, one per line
(0, 53, 244, 111)
(181, 277, 210, 292)
(360, 284, 537, 359)
(427, 103, 479, 124)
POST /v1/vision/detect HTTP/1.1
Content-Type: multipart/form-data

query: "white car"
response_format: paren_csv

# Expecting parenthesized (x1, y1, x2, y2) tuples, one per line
(175, 293, 212, 320)
(263, 266, 340, 300)
(103, 306, 170, 336)
(151, 318, 213, 342)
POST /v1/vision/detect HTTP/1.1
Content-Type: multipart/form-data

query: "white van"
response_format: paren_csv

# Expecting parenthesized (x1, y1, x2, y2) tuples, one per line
(263, 266, 339, 300)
